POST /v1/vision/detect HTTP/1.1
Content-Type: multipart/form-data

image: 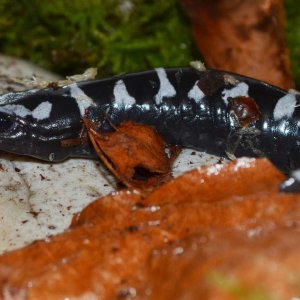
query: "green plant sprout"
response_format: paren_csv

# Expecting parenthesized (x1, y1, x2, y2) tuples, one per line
(207, 271, 275, 300)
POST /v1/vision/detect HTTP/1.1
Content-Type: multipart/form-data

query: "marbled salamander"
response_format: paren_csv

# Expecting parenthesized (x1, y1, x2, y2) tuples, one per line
(0, 67, 299, 190)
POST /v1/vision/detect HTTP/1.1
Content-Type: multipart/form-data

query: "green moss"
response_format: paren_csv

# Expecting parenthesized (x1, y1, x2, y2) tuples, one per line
(1, 1, 298, 85)
(285, 0, 300, 88)
(0, 0, 197, 77)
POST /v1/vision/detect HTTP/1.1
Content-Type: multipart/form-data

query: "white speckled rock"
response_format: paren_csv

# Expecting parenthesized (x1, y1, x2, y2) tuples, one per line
(0, 54, 61, 93)
(0, 55, 222, 253)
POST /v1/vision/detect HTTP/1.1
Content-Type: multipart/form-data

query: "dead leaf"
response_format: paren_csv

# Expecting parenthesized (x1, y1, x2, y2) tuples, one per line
(83, 117, 178, 191)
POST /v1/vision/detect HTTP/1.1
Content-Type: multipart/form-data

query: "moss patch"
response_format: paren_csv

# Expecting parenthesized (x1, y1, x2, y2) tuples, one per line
(0, 0, 197, 77)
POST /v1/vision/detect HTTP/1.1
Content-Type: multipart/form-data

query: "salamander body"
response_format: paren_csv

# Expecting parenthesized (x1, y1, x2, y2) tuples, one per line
(0, 67, 299, 173)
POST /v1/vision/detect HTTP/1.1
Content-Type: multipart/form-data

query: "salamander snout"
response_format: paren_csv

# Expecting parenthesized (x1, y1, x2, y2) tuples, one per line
(0, 110, 28, 152)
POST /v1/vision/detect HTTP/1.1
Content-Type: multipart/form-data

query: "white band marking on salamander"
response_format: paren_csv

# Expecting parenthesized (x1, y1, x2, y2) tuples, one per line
(188, 81, 205, 103)
(32, 102, 53, 120)
(69, 83, 96, 116)
(273, 93, 297, 121)
(292, 169, 300, 183)
(0, 105, 31, 118)
(0, 89, 38, 105)
(221, 82, 249, 105)
(113, 80, 136, 107)
(0, 101, 53, 120)
(154, 68, 176, 105)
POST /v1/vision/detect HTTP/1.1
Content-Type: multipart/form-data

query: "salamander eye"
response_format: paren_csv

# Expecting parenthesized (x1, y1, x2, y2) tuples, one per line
(0, 112, 14, 131)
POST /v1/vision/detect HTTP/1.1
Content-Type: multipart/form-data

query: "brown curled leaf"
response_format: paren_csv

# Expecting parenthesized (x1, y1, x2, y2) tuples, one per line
(83, 117, 177, 191)
(3, 159, 300, 299)
(181, 0, 294, 89)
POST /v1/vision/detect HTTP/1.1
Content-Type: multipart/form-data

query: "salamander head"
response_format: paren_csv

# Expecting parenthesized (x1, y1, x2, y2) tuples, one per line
(0, 108, 93, 162)
(0, 110, 67, 161)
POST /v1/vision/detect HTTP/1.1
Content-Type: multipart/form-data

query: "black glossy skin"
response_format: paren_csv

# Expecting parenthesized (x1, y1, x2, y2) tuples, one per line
(280, 173, 300, 193)
(0, 67, 299, 176)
